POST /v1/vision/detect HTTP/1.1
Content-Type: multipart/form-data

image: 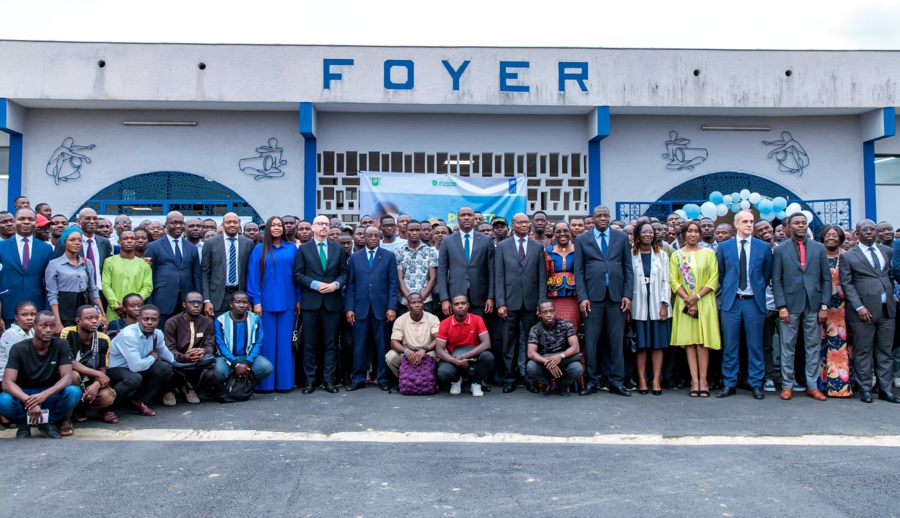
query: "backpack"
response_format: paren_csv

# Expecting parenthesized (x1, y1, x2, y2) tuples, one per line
(399, 354, 437, 395)
(216, 371, 257, 403)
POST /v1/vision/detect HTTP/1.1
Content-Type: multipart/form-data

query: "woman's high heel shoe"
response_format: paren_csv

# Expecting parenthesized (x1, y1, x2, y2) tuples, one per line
(652, 390, 662, 396)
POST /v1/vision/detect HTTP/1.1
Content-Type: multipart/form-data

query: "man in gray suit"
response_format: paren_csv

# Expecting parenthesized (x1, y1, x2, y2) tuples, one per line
(495, 213, 547, 393)
(201, 213, 255, 317)
(772, 212, 831, 401)
(573, 205, 634, 397)
(841, 219, 900, 404)
(437, 207, 494, 318)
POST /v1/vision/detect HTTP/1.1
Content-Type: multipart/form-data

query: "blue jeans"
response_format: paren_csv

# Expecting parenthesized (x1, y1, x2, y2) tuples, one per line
(213, 356, 274, 384)
(0, 385, 83, 423)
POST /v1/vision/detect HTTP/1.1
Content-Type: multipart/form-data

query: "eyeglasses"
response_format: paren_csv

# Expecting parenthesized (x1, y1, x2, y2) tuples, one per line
(639, 230, 655, 234)
(185, 300, 203, 306)
(859, 227, 876, 232)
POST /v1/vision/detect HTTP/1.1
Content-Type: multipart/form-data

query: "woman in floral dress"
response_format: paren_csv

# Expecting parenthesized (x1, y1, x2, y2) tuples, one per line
(818, 225, 853, 397)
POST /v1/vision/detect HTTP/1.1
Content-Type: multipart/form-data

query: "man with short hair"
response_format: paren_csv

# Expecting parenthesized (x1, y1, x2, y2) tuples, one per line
(201, 213, 254, 317)
(491, 218, 509, 243)
(60, 305, 118, 424)
(243, 222, 260, 243)
(0, 208, 54, 326)
(112, 214, 132, 249)
(164, 291, 216, 405)
(296, 219, 313, 244)
(13, 196, 30, 210)
(397, 214, 411, 240)
(526, 300, 583, 395)
(202, 219, 217, 235)
(338, 234, 353, 259)
(330, 217, 342, 229)
(569, 218, 585, 238)
(387, 292, 440, 378)
(0, 310, 81, 438)
(420, 220, 434, 246)
(107, 305, 174, 416)
(531, 211, 550, 247)
(435, 295, 495, 396)
(351, 226, 366, 253)
(34, 203, 52, 220)
(359, 215, 375, 228)
(49, 214, 68, 247)
(698, 217, 718, 250)
(96, 218, 113, 240)
(772, 212, 831, 401)
(144, 211, 202, 326)
(774, 224, 786, 243)
(396, 220, 438, 315)
(584, 216, 594, 229)
(715, 223, 734, 243)
(437, 207, 495, 318)
(282, 215, 298, 244)
(379, 215, 407, 252)
(476, 222, 493, 239)
(473, 212, 485, 226)
(876, 221, 894, 246)
(184, 218, 205, 252)
(213, 291, 274, 386)
(327, 226, 341, 243)
(106, 293, 144, 339)
(101, 230, 153, 323)
(0, 211, 15, 241)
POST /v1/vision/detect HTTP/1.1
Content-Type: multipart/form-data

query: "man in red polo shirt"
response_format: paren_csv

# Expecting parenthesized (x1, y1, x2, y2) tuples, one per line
(435, 295, 494, 397)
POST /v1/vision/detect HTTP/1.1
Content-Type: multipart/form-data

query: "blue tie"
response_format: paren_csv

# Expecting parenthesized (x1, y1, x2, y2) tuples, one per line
(600, 232, 608, 257)
(174, 238, 183, 268)
(368, 250, 374, 268)
(464, 233, 471, 263)
(227, 238, 238, 286)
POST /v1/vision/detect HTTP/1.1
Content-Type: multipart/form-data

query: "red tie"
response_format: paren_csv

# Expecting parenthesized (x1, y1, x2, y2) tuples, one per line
(22, 237, 29, 271)
(798, 240, 806, 271)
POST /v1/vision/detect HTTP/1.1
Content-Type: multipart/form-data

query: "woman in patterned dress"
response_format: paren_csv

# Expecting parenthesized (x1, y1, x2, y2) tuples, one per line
(545, 221, 579, 331)
(818, 225, 853, 397)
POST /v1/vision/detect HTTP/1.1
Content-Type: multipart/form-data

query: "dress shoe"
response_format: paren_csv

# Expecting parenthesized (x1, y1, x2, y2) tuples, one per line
(652, 390, 662, 396)
(860, 391, 873, 403)
(502, 383, 516, 393)
(345, 382, 366, 391)
(162, 392, 176, 406)
(717, 386, 737, 398)
(608, 385, 631, 397)
(526, 382, 539, 394)
(752, 386, 765, 399)
(481, 384, 491, 393)
(780, 387, 793, 400)
(807, 389, 827, 401)
(184, 386, 200, 404)
(15, 423, 30, 438)
(38, 423, 62, 439)
(130, 399, 156, 416)
(638, 389, 649, 395)
(100, 410, 119, 424)
(325, 384, 339, 394)
(301, 384, 316, 394)
(378, 382, 391, 391)
(579, 384, 597, 396)
(878, 392, 900, 404)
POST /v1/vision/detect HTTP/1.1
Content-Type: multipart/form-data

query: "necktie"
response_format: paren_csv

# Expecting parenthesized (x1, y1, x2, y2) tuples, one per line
(464, 234, 471, 263)
(227, 238, 237, 286)
(600, 232, 608, 257)
(868, 246, 881, 271)
(739, 239, 748, 291)
(517, 238, 526, 265)
(174, 238, 183, 268)
(21, 237, 29, 271)
(318, 242, 327, 271)
(368, 250, 374, 267)
(798, 240, 806, 271)
(86, 238, 96, 272)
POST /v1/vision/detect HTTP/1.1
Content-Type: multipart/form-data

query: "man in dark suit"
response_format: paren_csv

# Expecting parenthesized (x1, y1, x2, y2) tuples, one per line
(143, 211, 201, 327)
(840, 219, 900, 404)
(437, 207, 494, 317)
(293, 215, 349, 394)
(343, 227, 399, 391)
(55, 208, 112, 303)
(573, 205, 634, 397)
(771, 212, 830, 401)
(494, 213, 546, 393)
(201, 212, 254, 317)
(0, 208, 53, 326)
(716, 210, 773, 400)
(893, 237, 900, 389)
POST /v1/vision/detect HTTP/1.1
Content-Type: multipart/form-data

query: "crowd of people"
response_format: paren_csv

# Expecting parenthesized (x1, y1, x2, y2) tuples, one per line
(0, 193, 898, 439)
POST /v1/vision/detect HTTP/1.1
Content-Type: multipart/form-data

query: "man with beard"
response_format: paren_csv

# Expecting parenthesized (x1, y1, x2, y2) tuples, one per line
(282, 215, 299, 245)
(491, 218, 509, 243)
(184, 218, 205, 253)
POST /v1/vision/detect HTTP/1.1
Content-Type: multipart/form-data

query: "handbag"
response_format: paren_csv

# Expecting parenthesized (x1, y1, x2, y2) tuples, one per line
(399, 353, 437, 395)
(216, 370, 257, 403)
(291, 314, 302, 355)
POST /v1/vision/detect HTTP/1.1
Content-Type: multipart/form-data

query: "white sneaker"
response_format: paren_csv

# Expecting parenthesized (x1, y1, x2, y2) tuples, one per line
(471, 383, 484, 397)
(450, 378, 462, 395)
(894, 377, 900, 388)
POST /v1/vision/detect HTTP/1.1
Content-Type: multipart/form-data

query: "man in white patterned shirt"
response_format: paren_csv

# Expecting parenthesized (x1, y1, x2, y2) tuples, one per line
(396, 220, 438, 316)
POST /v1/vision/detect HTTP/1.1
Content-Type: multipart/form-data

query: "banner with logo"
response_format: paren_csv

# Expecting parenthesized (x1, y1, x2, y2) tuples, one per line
(358, 172, 526, 228)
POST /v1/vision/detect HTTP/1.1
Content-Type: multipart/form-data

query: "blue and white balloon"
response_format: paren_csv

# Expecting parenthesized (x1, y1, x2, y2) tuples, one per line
(740, 189, 751, 200)
(716, 203, 729, 217)
(749, 192, 761, 204)
(776, 210, 786, 219)
(700, 201, 718, 220)
(675, 209, 687, 219)
(740, 200, 751, 210)
(709, 191, 724, 205)
(772, 197, 787, 213)
(757, 199, 773, 213)
(683, 204, 702, 219)
(722, 194, 733, 206)
(762, 211, 776, 222)
(730, 203, 741, 213)
(785, 203, 802, 216)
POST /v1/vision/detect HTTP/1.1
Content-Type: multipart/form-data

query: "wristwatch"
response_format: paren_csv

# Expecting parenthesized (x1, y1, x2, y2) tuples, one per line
(560, 353, 566, 359)
(820, 305, 828, 311)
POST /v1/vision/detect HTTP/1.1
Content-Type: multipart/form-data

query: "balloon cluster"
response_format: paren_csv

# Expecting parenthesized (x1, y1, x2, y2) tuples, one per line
(673, 191, 813, 224)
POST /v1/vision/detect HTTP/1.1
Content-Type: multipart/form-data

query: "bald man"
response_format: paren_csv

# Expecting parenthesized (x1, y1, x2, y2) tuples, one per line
(144, 211, 201, 326)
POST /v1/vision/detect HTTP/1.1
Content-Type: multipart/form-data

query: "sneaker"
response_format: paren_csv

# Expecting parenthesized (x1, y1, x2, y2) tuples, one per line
(449, 378, 462, 395)
(15, 422, 30, 439)
(763, 379, 776, 392)
(894, 377, 900, 388)
(471, 383, 484, 397)
(162, 392, 177, 406)
(792, 384, 807, 392)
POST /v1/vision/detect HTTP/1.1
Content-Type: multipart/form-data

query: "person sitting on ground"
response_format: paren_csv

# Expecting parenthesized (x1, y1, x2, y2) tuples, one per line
(0, 310, 82, 438)
(107, 305, 174, 416)
(525, 300, 583, 395)
(106, 293, 143, 339)
(163, 291, 216, 405)
(213, 291, 273, 387)
(60, 305, 118, 425)
(387, 292, 441, 378)
(434, 295, 495, 397)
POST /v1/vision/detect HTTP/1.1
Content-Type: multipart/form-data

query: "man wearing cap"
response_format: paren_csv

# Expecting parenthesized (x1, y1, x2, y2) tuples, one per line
(33, 215, 52, 243)
(491, 218, 509, 245)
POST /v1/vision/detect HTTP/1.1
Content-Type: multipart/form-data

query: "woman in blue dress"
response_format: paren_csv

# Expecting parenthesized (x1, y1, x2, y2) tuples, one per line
(247, 216, 301, 392)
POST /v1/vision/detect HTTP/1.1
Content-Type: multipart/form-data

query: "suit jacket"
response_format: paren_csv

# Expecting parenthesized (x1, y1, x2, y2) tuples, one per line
(716, 236, 773, 313)
(293, 238, 349, 312)
(144, 236, 202, 315)
(54, 234, 112, 276)
(840, 244, 895, 320)
(437, 230, 494, 305)
(771, 238, 831, 314)
(494, 236, 547, 311)
(573, 228, 634, 303)
(892, 239, 900, 283)
(344, 247, 399, 318)
(200, 233, 254, 312)
(0, 236, 54, 320)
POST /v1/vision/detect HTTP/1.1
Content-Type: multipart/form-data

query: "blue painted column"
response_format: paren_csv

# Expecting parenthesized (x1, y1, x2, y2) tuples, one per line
(299, 102, 317, 222)
(587, 106, 610, 210)
(860, 107, 896, 221)
(0, 99, 24, 212)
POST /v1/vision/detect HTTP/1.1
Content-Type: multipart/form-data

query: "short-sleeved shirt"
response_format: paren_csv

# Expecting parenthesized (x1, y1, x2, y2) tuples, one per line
(395, 243, 439, 304)
(527, 319, 576, 355)
(437, 313, 488, 354)
(391, 311, 441, 350)
(60, 327, 111, 369)
(5, 338, 72, 389)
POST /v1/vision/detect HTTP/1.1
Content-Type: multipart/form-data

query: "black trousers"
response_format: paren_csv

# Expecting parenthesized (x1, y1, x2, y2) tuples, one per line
(301, 308, 341, 385)
(107, 360, 172, 407)
(501, 307, 537, 383)
(583, 298, 626, 387)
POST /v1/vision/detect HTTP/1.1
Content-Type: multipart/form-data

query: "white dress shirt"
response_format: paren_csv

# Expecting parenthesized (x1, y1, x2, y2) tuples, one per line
(15, 234, 29, 265)
(224, 235, 239, 286)
(168, 235, 185, 256)
(513, 234, 528, 255)
(83, 235, 102, 287)
(735, 235, 753, 296)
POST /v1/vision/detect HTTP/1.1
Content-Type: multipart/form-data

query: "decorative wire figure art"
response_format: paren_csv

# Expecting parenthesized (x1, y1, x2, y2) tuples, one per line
(661, 130, 708, 171)
(46, 137, 95, 185)
(763, 131, 809, 176)
(239, 138, 288, 180)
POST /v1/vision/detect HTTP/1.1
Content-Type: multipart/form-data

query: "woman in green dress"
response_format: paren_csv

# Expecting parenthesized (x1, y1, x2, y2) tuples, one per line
(669, 220, 720, 397)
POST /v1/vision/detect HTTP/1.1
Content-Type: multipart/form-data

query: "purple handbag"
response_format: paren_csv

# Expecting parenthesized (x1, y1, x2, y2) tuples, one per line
(399, 353, 437, 395)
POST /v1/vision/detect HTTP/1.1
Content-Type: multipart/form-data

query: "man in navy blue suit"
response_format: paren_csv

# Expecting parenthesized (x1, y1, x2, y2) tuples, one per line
(0, 208, 53, 327)
(716, 209, 773, 400)
(144, 212, 201, 327)
(344, 227, 399, 391)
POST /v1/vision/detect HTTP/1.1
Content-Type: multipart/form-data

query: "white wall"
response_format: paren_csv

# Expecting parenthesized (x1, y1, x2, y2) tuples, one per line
(21, 109, 303, 218)
(877, 185, 900, 225)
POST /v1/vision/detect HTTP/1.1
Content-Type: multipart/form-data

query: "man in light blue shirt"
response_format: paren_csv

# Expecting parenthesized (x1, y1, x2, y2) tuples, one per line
(107, 304, 174, 416)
